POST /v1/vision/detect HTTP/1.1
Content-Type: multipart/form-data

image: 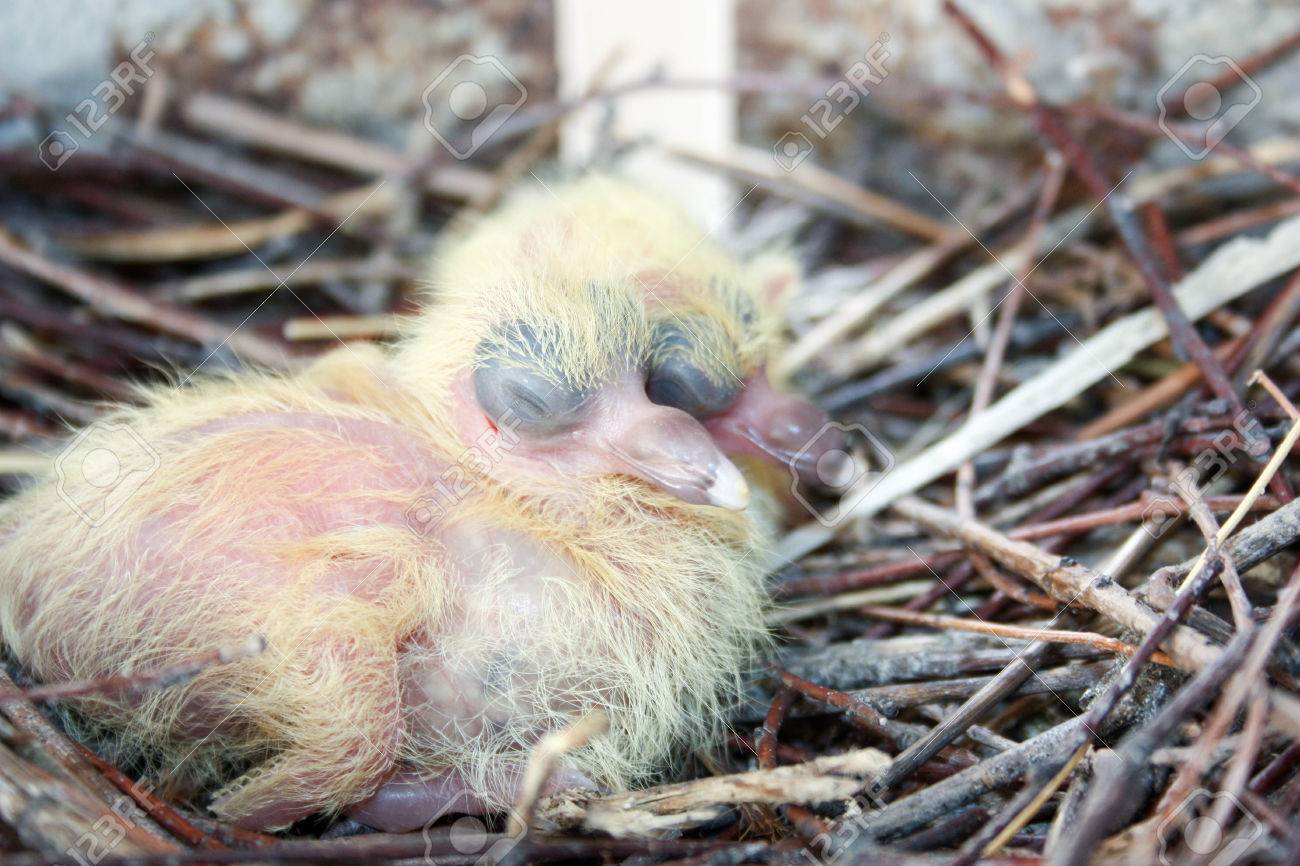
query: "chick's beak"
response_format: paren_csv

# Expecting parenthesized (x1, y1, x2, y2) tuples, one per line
(705, 372, 851, 489)
(600, 381, 750, 510)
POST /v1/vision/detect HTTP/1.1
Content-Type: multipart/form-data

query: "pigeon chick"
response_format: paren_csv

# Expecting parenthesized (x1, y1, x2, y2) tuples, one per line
(0, 174, 838, 833)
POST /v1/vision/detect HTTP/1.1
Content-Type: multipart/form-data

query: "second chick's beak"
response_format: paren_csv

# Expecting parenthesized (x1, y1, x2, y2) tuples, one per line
(598, 377, 751, 511)
(705, 372, 852, 490)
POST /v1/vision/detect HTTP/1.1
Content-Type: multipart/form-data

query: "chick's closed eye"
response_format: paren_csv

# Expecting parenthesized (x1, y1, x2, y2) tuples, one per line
(473, 321, 590, 433)
(646, 320, 742, 419)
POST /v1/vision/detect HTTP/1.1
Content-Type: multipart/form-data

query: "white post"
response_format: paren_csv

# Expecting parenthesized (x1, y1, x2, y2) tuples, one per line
(556, 0, 737, 229)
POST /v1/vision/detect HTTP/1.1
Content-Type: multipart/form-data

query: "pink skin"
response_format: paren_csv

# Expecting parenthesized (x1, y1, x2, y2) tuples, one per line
(705, 371, 851, 491)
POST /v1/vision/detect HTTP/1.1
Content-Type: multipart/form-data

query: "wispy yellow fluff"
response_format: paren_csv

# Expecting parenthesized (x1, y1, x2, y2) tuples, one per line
(0, 172, 796, 829)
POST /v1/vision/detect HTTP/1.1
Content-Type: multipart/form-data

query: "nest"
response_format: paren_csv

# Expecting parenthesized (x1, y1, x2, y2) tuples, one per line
(1, 4, 1299, 865)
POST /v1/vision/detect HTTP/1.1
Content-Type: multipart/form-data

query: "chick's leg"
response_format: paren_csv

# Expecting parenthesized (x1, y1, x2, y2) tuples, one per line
(208, 635, 404, 831)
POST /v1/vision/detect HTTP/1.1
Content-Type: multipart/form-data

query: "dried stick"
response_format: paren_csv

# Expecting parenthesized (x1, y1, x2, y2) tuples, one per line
(661, 142, 952, 242)
(772, 668, 902, 746)
(60, 182, 391, 262)
(0, 230, 288, 369)
(0, 741, 175, 860)
(1159, 496, 1300, 586)
(943, 1, 1248, 426)
(776, 551, 964, 598)
(891, 496, 1222, 672)
(1051, 626, 1256, 866)
(162, 257, 419, 303)
(1076, 336, 1243, 440)
(1068, 101, 1300, 197)
(777, 183, 1036, 378)
(0, 324, 136, 402)
(181, 91, 493, 201)
(1178, 197, 1300, 247)
(1175, 372, 1300, 593)
(1157, 509, 1300, 821)
(869, 641, 1058, 794)
(0, 636, 265, 703)
(541, 747, 890, 838)
(72, 743, 224, 850)
(853, 605, 1173, 666)
(1011, 493, 1279, 542)
(779, 241, 956, 378)
(1163, 27, 1300, 119)
(855, 715, 1093, 842)
(1172, 472, 1253, 630)
(766, 579, 937, 625)
(846, 660, 1107, 716)
(955, 151, 1068, 515)
(281, 313, 403, 342)
(777, 211, 1300, 562)
(972, 742, 1088, 860)
(508, 711, 609, 836)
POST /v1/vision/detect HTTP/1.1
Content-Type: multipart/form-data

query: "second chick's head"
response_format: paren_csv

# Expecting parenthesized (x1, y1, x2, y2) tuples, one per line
(399, 174, 847, 510)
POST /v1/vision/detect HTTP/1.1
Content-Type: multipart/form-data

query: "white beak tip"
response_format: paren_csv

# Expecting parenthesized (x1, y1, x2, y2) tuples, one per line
(706, 461, 751, 511)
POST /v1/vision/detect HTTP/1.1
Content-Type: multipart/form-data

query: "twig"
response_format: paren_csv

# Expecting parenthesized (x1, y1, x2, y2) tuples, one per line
(1158, 527, 1300, 824)
(943, 1, 1246, 420)
(1171, 470, 1253, 630)
(281, 313, 404, 342)
(771, 668, 902, 746)
(778, 185, 1036, 378)
(0, 229, 289, 369)
(778, 211, 1300, 562)
(541, 747, 889, 837)
(891, 496, 1223, 672)
(853, 605, 1173, 666)
(955, 150, 1067, 515)
(1052, 626, 1256, 866)
(660, 142, 952, 242)
(973, 742, 1087, 859)
(181, 91, 493, 201)
(72, 743, 225, 850)
(0, 636, 265, 703)
(869, 641, 1058, 794)
(1174, 372, 1300, 592)
(508, 711, 609, 836)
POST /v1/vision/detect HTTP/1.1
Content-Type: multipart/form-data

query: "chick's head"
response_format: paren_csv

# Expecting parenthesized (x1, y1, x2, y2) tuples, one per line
(399, 240, 751, 511)
(400, 173, 847, 509)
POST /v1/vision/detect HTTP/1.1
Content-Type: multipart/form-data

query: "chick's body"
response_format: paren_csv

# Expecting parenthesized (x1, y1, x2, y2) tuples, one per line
(0, 175, 807, 832)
